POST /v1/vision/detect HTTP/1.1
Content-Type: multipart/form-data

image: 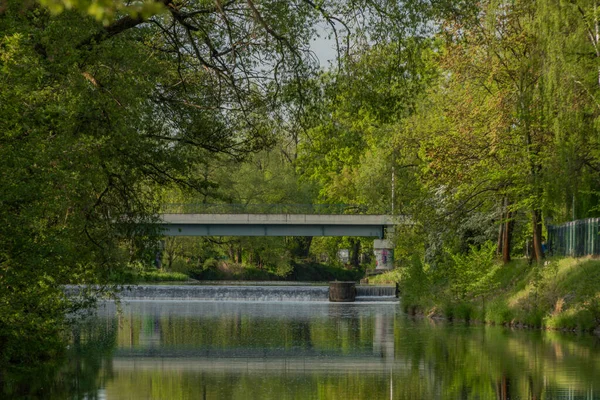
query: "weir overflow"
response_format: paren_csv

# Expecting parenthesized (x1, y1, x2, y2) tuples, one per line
(105, 284, 398, 303)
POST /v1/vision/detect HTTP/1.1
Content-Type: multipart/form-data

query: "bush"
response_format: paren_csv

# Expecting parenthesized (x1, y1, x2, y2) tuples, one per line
(484, 300, 514, 325)
(138, 270, 189, 282)
(203, 258, 219, 270)
(170, 258, 196, 276)
(454, 302, 475, 322)
(110, 262, 191, 283)
(518, 309, 545, 328)
(546, 308, 597, 331)
(399, 256, 430, 311)
(447, 241, 497, 301)
(274, 262, 293, 278)
(369, 268, 403, 284)
(441, 302, 474, 322)
(289, 262, 364, 281)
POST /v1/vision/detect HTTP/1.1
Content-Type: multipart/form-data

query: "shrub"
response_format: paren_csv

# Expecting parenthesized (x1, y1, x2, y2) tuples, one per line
(454, 302, 474, 322)
(447, 241, 497, 301)
(484, 300, 513, 325)
(399, 256, 430, 309)
(546, 306, 598, 331)
(169, 258, 196, 276)
(138, 270, 189, 282)
(203, 258, 219, 270)
(369, 269, 403, 284)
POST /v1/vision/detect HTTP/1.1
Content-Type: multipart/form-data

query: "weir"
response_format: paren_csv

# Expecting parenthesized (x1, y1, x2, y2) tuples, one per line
(88, 284, 398, 302)
(119, 285, 329, 302)
(356, 285, 397, 302)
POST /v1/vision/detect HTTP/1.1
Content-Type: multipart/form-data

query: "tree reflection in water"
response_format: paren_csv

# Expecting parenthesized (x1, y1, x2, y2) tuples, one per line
(3, 301, 600, 399)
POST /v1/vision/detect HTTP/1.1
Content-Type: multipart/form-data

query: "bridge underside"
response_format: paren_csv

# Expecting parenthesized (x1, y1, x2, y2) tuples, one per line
(162, 224, 385, 238)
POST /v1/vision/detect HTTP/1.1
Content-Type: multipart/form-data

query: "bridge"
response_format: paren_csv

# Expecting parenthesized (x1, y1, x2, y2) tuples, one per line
(159, 213, 397, 238)
(158, 204, 401, 239)
(157, 204, 401, 269)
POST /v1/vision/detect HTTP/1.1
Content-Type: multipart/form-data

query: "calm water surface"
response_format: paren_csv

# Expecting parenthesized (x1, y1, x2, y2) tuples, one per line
(12, 300, 600, 399)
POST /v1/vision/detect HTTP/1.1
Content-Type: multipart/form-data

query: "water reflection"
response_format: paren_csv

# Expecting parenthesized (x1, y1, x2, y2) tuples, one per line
(3, 301, 600, 399)
(373, 312, 395, 360)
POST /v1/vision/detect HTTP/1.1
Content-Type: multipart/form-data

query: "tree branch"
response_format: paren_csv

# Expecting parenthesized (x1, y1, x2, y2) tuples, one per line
(78, 0, 173, 49)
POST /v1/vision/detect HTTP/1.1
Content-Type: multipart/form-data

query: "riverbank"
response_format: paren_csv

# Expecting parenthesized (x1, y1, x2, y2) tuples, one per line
(116, 261, 363, 284)
(377, 257, 600, 332)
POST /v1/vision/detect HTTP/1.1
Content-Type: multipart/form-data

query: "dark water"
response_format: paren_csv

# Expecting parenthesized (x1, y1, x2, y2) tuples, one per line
(8, 300, 600, 399)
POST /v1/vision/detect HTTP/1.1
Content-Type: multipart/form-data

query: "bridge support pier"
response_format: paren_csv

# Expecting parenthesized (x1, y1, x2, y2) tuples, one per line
(373, 239, 394, 270)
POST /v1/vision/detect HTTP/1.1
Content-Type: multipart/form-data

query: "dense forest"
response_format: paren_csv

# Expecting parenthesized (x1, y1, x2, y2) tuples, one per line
(3, 0, 600, 363)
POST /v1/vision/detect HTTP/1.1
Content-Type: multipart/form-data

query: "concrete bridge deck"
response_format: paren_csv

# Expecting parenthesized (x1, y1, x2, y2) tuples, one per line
(159, 213, 399, 237)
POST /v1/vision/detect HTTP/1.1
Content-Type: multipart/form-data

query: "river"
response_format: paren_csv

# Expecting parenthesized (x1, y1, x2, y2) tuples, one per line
(6, 295, 600, 399)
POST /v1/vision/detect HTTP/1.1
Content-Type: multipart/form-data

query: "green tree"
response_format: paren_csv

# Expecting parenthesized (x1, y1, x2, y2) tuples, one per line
(419, 0, 600, 263)
(0, 0, 369, 363)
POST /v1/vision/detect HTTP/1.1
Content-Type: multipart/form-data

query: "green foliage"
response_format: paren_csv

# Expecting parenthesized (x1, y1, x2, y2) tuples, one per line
(107, 262, 190, 283)
(446, 241, 499, 301)
(484, 299, 514, 325)
(406, 256, 600, 331)
(6, 0, 600, 365)
(190, 260, 363, 282)
(0, 0, 349, 364)
(368, 268, 403, 284)
(399, 255, 431, 313)
(37, 0, 166, 23)
(443, 301, 476, 322)
(136, 270, 189, 283)
(217, 264, 275, 281)
(202, 258, 219, 271)
(297, 40, 435, 213)
(546, 308, 598, 332)
(288, 262, 364, 282)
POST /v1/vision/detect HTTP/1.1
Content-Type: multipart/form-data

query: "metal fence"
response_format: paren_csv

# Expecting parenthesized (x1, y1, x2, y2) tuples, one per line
(547, 218, 600, 257)
(161, 203, 377, 215)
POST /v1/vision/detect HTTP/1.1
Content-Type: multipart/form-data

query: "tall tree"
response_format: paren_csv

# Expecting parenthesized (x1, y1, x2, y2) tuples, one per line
(0, 0, 339, 363)
(4, 0, 464, 362)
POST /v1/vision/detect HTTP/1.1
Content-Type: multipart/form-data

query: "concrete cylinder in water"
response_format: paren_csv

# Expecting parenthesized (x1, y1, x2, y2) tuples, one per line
(329, 281, 356, 302)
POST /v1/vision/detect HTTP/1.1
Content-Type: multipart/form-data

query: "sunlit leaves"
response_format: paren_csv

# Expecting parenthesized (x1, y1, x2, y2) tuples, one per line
(37, 0, 166, 24)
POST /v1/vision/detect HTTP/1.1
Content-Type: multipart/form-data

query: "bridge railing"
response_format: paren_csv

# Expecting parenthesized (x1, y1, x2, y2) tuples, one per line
(161, 203, 381, 215)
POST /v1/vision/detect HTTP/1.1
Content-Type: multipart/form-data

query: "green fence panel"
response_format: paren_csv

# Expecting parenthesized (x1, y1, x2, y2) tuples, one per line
(548, 218, 600, 257)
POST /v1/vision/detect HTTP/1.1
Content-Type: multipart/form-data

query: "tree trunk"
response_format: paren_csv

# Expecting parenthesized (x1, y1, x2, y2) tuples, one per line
(502, 215, 512, 264)
(236, 247, 242, 264)
(497, 198, 513, 263)
(164, 237, 177, 270)
(532, 208, 544, 262)
(228, 244, 235, 261)
(497, 219, 504, 256)
(502, 205, 513, 264)
(496, 375, 510, 400)
(166, 252, 174, 270)
(297, 236, 313, 258)
(286, 236, 313, 259)
(349, 239, 361, 269)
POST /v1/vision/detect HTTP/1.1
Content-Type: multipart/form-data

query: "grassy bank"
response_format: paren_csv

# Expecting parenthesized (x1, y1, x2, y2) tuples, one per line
(378, 257, 600, 332)
(113, 268, 192, 284)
